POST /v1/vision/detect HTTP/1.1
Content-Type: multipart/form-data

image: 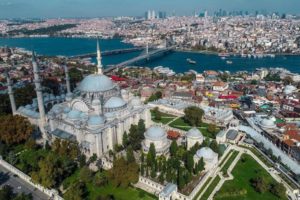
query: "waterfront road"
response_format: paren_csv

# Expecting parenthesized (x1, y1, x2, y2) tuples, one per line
(0, 165, 49, 200)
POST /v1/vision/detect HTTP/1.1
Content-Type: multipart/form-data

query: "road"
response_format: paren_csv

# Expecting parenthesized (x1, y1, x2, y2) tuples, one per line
(0, 165, 49, 200)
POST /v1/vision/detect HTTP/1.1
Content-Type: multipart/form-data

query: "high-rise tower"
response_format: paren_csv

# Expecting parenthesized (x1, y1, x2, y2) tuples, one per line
(5, 71, 17, 115)
(32, 51, 46, 123)
(96, 39, 103, 75)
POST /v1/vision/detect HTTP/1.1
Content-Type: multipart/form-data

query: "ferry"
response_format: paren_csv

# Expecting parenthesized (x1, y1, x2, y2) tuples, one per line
(186, 58, 196, 64)
(153, 66, 175, 76)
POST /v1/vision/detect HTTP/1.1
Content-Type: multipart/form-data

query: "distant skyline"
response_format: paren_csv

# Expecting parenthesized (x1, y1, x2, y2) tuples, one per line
(0, 0, 300, 19)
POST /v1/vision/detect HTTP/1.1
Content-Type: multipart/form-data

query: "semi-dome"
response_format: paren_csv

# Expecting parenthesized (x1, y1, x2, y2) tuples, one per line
(260, 118, 276, 129)
(104, 96, 126, 109)
(67, 109, 82, 120)
(78, 74, 115, 93)
(145, 126, 166, 140)
(187, 127, 203, 139)
(196, 147, 217, 160)
(87, 115, 105, 126)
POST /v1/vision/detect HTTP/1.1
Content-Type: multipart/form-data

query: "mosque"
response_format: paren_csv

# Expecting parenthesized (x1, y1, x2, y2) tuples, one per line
(6, 40, 151, 158)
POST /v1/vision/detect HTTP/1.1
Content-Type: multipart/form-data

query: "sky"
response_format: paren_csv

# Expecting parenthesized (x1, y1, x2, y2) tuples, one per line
(0, 0, 299, 19)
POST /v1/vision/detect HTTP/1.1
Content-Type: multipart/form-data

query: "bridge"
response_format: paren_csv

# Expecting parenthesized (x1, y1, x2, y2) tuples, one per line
(70, 47, 144, 59)
(104, 46, 175, 72)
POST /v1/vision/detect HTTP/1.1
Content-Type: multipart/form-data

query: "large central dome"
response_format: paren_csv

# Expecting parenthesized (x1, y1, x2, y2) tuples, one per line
(78, 74, 115, 93)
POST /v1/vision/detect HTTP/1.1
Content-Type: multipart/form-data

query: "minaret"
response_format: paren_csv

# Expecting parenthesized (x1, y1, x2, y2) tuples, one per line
(5, 72, 17, 115)
(64, 62, 73, 101)
(96, 38, 103, 75)
(32, 51, 46, 123)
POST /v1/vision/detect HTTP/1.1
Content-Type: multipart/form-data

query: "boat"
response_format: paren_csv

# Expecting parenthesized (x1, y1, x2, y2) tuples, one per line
(218, 53, 230, 57)
(226, 60, 233, 64)
(221, 57, 226, 60)
(186, 58, 197, 64)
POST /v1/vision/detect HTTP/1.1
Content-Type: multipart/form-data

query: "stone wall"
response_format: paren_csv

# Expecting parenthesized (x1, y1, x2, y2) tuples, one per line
(0, 157, 63, 200)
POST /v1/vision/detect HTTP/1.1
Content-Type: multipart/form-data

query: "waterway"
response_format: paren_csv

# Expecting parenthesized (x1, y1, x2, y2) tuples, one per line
(1, 37, 300, 74)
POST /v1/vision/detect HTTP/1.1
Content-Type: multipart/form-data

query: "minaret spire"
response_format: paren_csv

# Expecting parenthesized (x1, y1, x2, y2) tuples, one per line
(5, 71, 17, 115)
(96, 38, 103, 75)
(63, 60, 73, 101)
(32, 51, 46, 123)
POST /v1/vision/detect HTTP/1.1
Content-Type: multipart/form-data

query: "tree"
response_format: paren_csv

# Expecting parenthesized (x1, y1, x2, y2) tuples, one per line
(69, 67, 83, 90)
(137, 119, 146, 139)
(63, 181, 86, 200)
(186, 153, 194, 173)
(108, 157, 139, 188)
(147, 143, 156, 167)
(178, 167, 185, 189)
(147, 91, 163, 102)
(283, 76, 293, 85)
(170, 140, 178, 157)
(79, 167, 93, 183)
(250, 177, 268, 193)
(196, 158, 205, 174)
(93, 171, 108, 187)
(270, 182, 286, 199)
(128, 125, 140, 150)
(0, 185, 14, 200)
(122, 131, 129, 148)
(209, 140, 219, 154)
(0, 115, 33, 145)
(208, 124, 217, 134)
(183, 106, 204, 126)
(126, 145, 135, 163)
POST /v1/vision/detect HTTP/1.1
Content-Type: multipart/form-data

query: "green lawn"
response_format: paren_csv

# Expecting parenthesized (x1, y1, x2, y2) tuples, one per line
(61, 168, 156, 200)
(86, 183, 157, 200)
(193, 177, 212, 200)
(169, 117, 218, 139)
(200, 175, 221, 200)
(150, 110, 177, 124)
(219, 150, 234, 167)
(214, 154, 287, 200)
(220, 151, 239, 176)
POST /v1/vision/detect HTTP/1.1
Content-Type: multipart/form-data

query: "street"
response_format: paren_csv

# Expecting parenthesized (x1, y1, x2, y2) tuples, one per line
(0, 164, 49, 200)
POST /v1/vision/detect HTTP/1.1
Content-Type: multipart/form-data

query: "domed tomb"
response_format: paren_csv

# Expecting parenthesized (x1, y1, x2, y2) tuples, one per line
(143, 126, 170, 155)
(194, 147, 218, 171)
(186, 127, 204, 150)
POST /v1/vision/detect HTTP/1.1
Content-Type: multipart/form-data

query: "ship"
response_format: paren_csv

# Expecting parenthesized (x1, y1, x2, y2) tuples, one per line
(186, 58, 197, 64)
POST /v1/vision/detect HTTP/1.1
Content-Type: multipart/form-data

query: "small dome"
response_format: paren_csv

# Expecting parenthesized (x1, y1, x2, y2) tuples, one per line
(145, 126, 166, 141)
(67, 109, 82, 120)
(53, 105, 63, 114)
(25, 104, 32, 109)
(92, 99, 101, 106)
(196, 147, 217, 160)
(78, 74, 115, 93)
(50, 94, 56, 100)
(64, 107, 71, 113)
(104, 97, 126, 109)
(260, 118, 276, 128)
(87, 115, 105, 126)
(187, 128, 203, 139)
(131, 97, 142, 107)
